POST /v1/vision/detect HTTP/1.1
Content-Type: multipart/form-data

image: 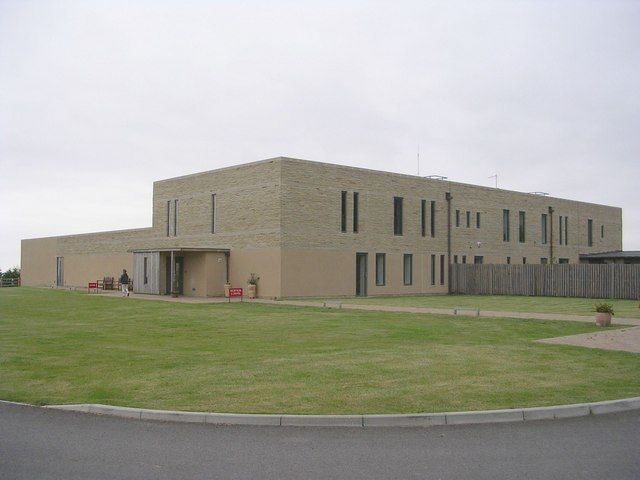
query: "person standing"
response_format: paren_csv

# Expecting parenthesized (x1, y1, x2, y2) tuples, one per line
(120, 269, 130, 297)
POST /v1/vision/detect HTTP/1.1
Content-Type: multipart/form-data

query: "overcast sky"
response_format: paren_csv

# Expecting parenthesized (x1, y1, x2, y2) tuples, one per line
(1, 0, 639, 270)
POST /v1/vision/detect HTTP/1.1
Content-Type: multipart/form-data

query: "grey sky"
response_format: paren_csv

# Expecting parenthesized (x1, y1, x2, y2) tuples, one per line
(1, 0, 639, 270)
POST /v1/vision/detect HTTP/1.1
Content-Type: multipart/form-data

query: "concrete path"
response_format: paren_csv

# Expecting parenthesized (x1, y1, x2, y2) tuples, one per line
(538, 326, 640, 354)
(2, 401, 639, 480)
(95, 291, 640, 325)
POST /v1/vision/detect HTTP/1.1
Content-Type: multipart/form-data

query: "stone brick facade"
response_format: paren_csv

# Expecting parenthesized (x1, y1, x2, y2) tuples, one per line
(21, 157, 622, 298)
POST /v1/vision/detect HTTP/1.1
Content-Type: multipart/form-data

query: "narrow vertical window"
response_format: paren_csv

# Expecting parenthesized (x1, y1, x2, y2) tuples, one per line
(453, 255, 458, 264)
(211, 194, 216, 234)
(564, 217, 569, 245)
(376, 253, 386, 286)
(559, 216, 564, 245)
(143, 257, 148, 285)
(341, 191, 347, 233)
(430, 201, 436, 237)
(455, 209, 460, 227)
(462, 255, 467, 264)
(430, 254, 436, 285)
(166, 201, 171, 237)
(394, 197, 403, 235)
(541, 213, 548, 244)
(173, 199, 178, 236)
(421, 200, 427, 237)
(353, 192, 359, 233)
(518, 211, 526, 243)
(476, 212, 481, 228)
(588, 219, 593, 247)
(439, 254, 445, 285)
(523, 257, 527, 264)
(506, 256, 511, 264)
(503, 209, 510, 242)
(601, 225, 604, 238)
(403, 254, 413, 285)
(466, 211, 470, 228)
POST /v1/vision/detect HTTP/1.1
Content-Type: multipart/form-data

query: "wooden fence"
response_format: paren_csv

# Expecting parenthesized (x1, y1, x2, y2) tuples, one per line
(450, 264, 640, 300)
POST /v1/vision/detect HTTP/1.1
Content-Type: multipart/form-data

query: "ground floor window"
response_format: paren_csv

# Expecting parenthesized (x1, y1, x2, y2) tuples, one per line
(431, 254, 436, 285)
(440, 255, 445, 285)
(474, 256, 483, 264)
(403, 254, 413, 286)
(375, 253, 385, 286)
(559, 258, 570, 264)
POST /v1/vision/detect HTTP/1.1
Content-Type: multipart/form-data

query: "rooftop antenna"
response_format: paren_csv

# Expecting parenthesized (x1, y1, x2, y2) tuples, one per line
(488, 174, 498, 188)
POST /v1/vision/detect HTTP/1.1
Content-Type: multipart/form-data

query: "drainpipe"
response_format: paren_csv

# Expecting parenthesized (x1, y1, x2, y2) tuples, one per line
(224, 251, 230, 283)
(445, 192, 452, 293)
(170, 250, 175, 295)
(548, 206, 554, 263)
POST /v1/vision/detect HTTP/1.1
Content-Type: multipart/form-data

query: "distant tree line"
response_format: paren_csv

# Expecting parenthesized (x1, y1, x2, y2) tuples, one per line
(1, 267, 20, 279)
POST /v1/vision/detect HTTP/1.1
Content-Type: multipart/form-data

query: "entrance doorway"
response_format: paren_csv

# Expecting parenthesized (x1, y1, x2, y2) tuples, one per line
(56, 256, 64, 287)
(165, 255, 184, 295)
(355, 253, 368, 296)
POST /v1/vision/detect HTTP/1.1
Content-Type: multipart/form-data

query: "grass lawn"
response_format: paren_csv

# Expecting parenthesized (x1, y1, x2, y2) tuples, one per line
(1, 288, 639, 414)
(328, 294, 640, 319)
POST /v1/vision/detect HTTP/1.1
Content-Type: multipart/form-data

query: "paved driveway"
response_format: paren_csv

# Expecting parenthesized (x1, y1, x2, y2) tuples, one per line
(1, 402, 639, 479)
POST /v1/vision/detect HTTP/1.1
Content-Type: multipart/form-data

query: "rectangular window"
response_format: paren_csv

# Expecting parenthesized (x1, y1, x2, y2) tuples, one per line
(476, 212, 481, 228)
(503, 209, 510, 242)
(541, 213, 548, 244)
(541, 257, 548, 264)
(559, 258, 570, 264)
(523, 257, 527, 264)
(430, 201, 436, 237)
(143, 257, 148, 285)
(453, 255, 458, 264)
(466, 211, 470, 228)
(431, 254, 436, 285)
(564, 216, 569, 245)
(173, 199, 178, 236)
(341, 191, 347, 233)
(394, 197, 403, 235)
(506, 256, 511, 264)
(559, 216, 564, 245)
(601, 225, 604, 238)
(440, 254, 445, 285)
(375, 253, 385, 286)
(166, 201, 171, 237)
(421, 200, 427, 237)
(403, 254, 413, 285)
(462, 255, 467, 264)
(588, 219, 593, 247)
(455, 209, 460, 227)
(519, 211, 526, 243)
(474, 256, 484, 264)
(211, 194, 216, 234)
(353, 192, 359, 233)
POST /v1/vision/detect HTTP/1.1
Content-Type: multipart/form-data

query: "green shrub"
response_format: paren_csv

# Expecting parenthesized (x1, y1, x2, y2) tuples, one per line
(594, 303, 615, 315)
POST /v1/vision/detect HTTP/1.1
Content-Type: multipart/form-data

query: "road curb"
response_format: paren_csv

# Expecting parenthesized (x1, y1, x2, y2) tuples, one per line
(31, 396, 640, 427)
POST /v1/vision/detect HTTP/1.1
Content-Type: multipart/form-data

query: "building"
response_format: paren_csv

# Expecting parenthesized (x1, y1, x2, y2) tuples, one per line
(580, 251, 640, 264)
(21, 157, 623, 298)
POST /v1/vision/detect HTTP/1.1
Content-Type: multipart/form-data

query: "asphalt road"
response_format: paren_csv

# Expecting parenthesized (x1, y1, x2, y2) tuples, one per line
(1, 402, 639, 479)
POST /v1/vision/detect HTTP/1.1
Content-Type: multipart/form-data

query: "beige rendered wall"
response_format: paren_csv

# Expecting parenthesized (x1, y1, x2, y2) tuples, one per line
(21, 228, 153, 288)
(228, 248, 281, 299)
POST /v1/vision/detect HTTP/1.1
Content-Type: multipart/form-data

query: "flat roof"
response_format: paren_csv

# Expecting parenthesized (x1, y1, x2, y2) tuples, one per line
(129, 247, 230, 253)
(579, 250, 640, 259)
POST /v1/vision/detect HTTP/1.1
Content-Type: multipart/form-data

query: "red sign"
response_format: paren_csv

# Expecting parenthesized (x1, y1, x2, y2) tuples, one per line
(88, 282, 99, 293)
(228, 288, 243, 297)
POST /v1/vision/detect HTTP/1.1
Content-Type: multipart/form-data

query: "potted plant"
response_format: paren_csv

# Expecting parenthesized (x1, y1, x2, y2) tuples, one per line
(594, 302, 614, 327)
(247, 273, 259, 299)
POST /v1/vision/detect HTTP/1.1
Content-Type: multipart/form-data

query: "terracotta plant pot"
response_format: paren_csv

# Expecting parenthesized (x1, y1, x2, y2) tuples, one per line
(247, 284, 257, 299)
(595, 312, 612, 327)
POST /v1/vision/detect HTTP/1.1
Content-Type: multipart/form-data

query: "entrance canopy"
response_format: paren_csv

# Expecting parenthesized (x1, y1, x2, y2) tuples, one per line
(129, 247, 230, 296)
